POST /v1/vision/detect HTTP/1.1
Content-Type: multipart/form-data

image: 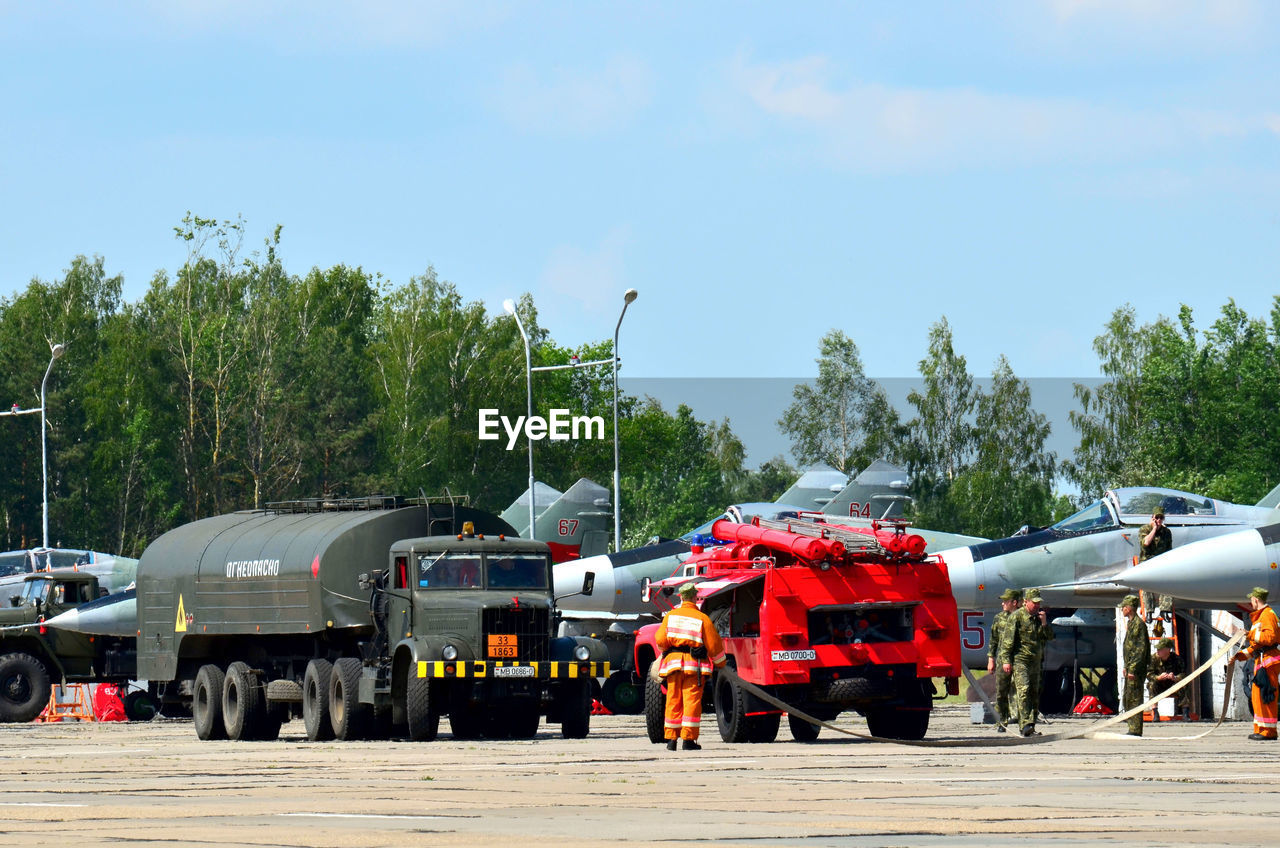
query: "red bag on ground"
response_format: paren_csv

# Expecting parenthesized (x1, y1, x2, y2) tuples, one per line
(92, 683, 127, 722)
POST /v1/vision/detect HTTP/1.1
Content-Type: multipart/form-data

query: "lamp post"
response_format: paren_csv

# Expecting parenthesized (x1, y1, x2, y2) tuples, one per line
(40, 343, 66, 549)
(503, 299, 536, 539)
(613, 289, 638, 552)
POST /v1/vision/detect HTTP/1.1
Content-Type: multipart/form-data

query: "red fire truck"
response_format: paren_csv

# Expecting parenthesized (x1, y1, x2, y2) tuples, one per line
(635, 516, 962, 742)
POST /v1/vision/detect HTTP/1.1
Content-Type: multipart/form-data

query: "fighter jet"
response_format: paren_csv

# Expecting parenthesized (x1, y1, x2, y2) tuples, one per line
(501, 478, 613, 562)
(0, 547, 137, 601)
(820, 459, 912, 520)
(1120, 523, 1280, 605)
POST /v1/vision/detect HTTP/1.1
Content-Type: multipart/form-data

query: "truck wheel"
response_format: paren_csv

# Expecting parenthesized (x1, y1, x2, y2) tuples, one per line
(559, 678, 592, 739)
(222, 661, 266, 741)
(748, 713, 780, 743)
(329, 657, 370, 741)
(600, 672, 643, 715)
(789, 714, 821, 742)
(123, 689, 159, 722)
(405, 673, 438, 742)
(303, 659, 334, 741)
(509, 701, 540, 739)
(643, 675, 666, 744)
(714, 674, 751, 743)
(193, 664, 226, 740)
(0, 652, 51, 723)
(865, 706, 930, 740)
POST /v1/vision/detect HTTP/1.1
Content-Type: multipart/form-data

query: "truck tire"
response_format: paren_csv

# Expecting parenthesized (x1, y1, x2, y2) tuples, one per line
(865, 706, 930, 740)
(789, 714, 821, 742)
(0, 652, 51, 723)
(329, 657, 370, 741)
(303, 659, 335, 742)
(405, 674, 438, 742)
(559, 678, 592, 739)
(193, 664, 226, 740)
(749, 712, 780, 743)
(600, 672, 643, 715)
(123, 689, 159, 722)
(222, 661, 265, 741)
(509, 701, 540, 739)
(449, 706, 483, 739)
(643, 675, 665, 744)
(715, 674, 751, 743)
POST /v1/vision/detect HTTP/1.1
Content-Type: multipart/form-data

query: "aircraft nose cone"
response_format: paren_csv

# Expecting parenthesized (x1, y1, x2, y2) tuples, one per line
(1122, 526, 1280, 604)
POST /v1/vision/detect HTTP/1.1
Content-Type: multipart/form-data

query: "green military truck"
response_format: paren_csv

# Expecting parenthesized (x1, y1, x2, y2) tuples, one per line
(0, 570, 142, 722)
(134, 497, 610, 742)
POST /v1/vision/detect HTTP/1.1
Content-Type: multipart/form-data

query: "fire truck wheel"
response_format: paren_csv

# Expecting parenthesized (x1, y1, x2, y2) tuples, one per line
(643, 676, 665, 743)
(303, 659, 335, 742)
(0, 652, 51, 724)
(329, 657, 371, 740)
(789, 714, 821, 742)
(222, 661, 266, 741)
(748, 713, 780, 743)
(193, 664, 227, 741)
(560, 678, 592, 739)
(715, 674, 753, 743)
(405, 673, 439, 741)
(865, 705, 930, 740)
(601, 672, 643, 715)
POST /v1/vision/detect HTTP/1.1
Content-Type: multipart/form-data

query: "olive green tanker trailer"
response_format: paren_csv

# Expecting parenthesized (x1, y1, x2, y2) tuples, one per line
(135, 497, 609, 741)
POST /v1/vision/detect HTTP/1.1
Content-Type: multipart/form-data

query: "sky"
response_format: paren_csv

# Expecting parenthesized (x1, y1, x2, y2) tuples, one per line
(2, 1, 1277, 397)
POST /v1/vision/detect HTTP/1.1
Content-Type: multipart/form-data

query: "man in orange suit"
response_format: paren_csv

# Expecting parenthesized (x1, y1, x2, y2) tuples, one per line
(1235, 587, 1280, 740)
(655, 582, 727, 751)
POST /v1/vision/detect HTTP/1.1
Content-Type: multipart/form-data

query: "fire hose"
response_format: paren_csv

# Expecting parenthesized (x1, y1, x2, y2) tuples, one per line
(713, 631, 1245, 747)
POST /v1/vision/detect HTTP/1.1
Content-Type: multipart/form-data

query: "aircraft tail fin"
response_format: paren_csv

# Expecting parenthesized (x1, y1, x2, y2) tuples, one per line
(1256, 482, 1280, 510)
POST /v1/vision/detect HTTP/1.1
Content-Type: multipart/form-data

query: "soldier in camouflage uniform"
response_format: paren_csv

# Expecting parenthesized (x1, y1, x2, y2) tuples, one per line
(998, 589, 1054, 737)
(986, 588, 1022, 731)
(1146, 637, 1188, 720)
(1120, 594, 1150, 736)
(1138, 509, 1174, 613)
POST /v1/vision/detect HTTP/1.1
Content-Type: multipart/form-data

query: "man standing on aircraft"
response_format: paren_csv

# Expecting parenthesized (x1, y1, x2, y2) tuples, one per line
(1120, 595, 1150, 736)
(999, 589, 1054, 737)
(1138, 509, 1174, 613)
(1233, 587, 1280, 740)
(987, 588, 1022, 732)
(655, 583, 726, 751)
(1146, 637, 1189, 721)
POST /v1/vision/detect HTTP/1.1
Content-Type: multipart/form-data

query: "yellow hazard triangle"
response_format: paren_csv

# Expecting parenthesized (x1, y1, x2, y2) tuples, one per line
(175, 595, 187, 632)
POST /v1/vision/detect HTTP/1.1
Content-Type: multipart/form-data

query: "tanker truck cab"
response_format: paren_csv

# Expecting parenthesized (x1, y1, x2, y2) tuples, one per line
(383, 525, 610, 742)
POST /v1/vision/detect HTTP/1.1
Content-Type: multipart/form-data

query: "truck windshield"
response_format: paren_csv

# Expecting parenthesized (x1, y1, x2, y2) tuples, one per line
(0, 552, 31, 579)
(486, 556, 548, 590)
(20, 580, 50, 605)
(418, 554, 482, 589)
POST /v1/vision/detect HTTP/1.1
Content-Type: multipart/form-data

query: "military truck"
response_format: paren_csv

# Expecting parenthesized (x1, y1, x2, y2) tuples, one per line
(134, 497, 610, 742)
(0, 570, 143, 722)
(635, 516, 962, 742)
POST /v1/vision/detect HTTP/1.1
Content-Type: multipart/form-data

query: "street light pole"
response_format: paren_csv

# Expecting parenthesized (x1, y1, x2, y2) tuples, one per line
(503, 300, 536, 540)
(613, 289, 638, 552)
(40, 343, 66, 549)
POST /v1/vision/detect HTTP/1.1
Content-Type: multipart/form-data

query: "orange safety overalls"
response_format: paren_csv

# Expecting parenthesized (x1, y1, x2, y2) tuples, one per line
(1246, 604, 1280, 739)
(655, 601, 726, 741)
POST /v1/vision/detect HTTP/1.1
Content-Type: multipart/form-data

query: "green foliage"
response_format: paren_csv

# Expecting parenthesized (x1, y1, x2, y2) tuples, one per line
(778, 330, 906, 474)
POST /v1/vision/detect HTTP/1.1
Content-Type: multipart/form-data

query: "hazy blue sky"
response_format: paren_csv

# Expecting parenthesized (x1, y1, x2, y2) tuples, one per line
(2, 1, 1276, 385)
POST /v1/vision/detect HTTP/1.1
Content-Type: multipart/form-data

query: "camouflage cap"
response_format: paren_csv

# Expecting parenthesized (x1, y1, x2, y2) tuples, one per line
(1249, 587, 1269, 602)
(1023, 590, 1043, 604)
(1120, 594, 1140, 609)
(1152, 509, 1165, 519)
(999, 588, 1023, 602)
(1156, 637, 1174, 650)
(678, 582, 699, 600)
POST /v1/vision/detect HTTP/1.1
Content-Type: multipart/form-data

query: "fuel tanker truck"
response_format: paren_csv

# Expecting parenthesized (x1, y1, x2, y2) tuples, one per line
(129, 496, 609, 741)
(635, 516, 962, 742)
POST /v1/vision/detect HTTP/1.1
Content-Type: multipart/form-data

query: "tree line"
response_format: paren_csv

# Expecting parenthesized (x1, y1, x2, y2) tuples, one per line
(2, 217, 1275, 553)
